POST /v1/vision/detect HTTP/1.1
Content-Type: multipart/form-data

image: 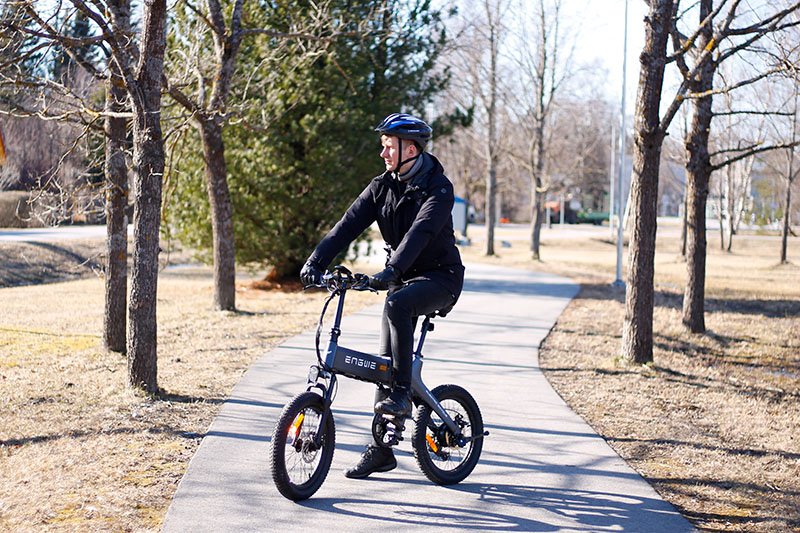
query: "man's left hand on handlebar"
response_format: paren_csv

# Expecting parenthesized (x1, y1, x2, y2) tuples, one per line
(300, 260, 323, 287)
(369, 265, 400, 291)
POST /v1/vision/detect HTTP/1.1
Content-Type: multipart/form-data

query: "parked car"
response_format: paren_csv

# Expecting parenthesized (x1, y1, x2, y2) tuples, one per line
(577, 210, 609, 225)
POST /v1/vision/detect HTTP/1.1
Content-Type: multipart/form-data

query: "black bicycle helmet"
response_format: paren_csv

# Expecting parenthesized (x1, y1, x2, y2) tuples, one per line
(375, 113, 432, 148)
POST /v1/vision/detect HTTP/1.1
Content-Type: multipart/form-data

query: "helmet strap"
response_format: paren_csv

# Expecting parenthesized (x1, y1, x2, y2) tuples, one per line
(392, 138, 421, 176)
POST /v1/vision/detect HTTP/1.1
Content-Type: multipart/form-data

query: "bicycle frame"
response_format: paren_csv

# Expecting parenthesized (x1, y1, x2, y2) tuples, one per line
(309, 268, 464, 440)
(270, 267, 487, 501)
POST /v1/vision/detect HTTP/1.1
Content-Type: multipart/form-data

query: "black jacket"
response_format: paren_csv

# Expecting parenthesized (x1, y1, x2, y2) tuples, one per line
(309, 153, 465, 299)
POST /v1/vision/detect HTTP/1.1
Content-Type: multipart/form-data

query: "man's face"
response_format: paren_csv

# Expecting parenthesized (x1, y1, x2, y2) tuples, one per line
(380, 135, 416, 172)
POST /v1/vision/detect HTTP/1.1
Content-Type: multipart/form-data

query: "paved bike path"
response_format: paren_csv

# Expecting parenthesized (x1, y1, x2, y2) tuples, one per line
(162, 263, 694, 532)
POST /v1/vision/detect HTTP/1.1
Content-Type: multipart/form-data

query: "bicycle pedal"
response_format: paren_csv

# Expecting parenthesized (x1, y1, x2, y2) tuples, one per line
(387, 422, 405, 433)
(382, 419, 405, 446)
(383, 433, 403, 446)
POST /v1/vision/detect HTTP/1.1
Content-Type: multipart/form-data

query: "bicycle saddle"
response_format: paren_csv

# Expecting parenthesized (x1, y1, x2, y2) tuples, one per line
(427, 302, 454, 319)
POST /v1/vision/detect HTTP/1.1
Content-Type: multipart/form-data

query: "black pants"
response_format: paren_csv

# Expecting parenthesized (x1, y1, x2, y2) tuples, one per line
(378, 279, 455, 388)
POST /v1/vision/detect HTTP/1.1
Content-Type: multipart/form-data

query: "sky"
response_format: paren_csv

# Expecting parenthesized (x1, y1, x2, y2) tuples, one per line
(443, 0, 653, 116)
(558, 0, 649, 116)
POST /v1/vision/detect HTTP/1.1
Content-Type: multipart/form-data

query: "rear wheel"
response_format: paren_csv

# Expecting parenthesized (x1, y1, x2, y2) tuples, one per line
(412, 384, 483, 485)
(270, 392, 335, 501)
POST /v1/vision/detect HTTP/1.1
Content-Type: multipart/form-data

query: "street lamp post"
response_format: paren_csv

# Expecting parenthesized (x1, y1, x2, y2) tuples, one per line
(613, 0, 629, 288)
(609, 122, 616, 240)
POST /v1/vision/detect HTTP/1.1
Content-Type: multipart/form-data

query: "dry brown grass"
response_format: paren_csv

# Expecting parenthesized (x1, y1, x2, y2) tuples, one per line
(461, 222, 800, 532)
(2, 224, 798, 532)
(0, 256, 377, 532)
(0, 240, 103, 287)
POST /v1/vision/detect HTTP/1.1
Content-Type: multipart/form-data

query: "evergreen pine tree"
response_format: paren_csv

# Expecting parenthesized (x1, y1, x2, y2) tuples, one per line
(167, 0, 450, 279)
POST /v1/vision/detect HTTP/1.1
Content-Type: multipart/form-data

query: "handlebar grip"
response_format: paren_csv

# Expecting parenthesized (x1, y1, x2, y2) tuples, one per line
(352, 273, 376, 292)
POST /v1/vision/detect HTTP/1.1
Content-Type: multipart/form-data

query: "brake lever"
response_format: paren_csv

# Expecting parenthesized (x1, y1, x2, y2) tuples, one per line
(303, 271, 334, 291)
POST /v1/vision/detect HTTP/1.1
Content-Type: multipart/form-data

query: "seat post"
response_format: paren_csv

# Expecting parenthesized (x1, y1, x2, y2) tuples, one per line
(414, 315, 433, 358)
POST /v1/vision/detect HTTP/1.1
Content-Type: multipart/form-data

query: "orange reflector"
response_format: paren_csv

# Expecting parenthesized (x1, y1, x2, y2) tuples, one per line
(425, 433, 438, 453)
(289, 412, 305, 439)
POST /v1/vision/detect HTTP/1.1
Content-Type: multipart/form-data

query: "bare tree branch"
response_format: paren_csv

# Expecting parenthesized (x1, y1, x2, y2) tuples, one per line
(164, 80, 201, 118)
(726, 2, 800, 36)
(660, 0, 800, 133)
(717, 4, 800, 63)
(17, 4, 106, 79)
(181, 0, 219, 36)
(711, 140, 800, 171)
(204, 0, 227, 37)
(715, 109, 795, 117)
(685, 66, 784, 99)
(711, 141, 767, 157)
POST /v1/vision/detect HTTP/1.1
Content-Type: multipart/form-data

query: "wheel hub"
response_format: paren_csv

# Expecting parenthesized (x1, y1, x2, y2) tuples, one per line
(299, 436, 319, 462)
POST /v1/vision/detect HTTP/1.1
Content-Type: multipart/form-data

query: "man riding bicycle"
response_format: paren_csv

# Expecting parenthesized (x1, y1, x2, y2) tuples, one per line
(300, 112, 465, 479)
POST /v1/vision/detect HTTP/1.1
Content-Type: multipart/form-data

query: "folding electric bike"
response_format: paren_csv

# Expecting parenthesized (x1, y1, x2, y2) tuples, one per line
(269, 266, 487, 501)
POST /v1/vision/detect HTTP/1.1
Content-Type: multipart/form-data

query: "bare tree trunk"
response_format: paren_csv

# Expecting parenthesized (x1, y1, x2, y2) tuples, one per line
(529, 131, 545, 260)
(103, 65, 128, 353)
(164, 0, 244, 308)
(726, 165, 735, 252)
(102, 0, 132, 354)
(199, 118, 236, 310)
(724, 94, 735, 254)
(623, 146, 663, 365)
(486, 163, 497, 256)
(682, 156, 709, 333)
(717, 175, 725, 251)
(621, 0, 673, 365)
(782, 90, 798, 263)
(782, 182, 792, 263)
(529, 0, 550, 262)
(530, 136, 545, 260)
(726, 213, 734, 251)
(682, 0, 714, 334)
(128, 119, 163, 392)
(531, 186, 544, 260)
(127, 0, 168, 393)
(680, 190, 687, 258)
(484, 0, 499, 257)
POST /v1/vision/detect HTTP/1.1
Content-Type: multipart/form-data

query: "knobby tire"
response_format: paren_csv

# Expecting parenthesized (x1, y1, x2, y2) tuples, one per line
(412, 384, 483, 485)
(270, 391, 335, 501)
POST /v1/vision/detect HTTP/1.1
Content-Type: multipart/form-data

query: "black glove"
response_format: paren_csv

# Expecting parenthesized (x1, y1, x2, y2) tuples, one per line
(300, 260, 323, 287)
(369, 265, 401, 291)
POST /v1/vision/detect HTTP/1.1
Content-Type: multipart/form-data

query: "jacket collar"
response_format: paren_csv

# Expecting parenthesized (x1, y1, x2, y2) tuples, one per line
(406, 153, 437, 189)
(378, 152, 442, 190)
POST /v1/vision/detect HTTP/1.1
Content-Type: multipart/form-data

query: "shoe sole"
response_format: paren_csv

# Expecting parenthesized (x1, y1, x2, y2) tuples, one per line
(344, 461, 397, 479)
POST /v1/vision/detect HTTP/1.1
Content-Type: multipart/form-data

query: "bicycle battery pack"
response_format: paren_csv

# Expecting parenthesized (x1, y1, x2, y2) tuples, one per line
(331, 346, 392, 384)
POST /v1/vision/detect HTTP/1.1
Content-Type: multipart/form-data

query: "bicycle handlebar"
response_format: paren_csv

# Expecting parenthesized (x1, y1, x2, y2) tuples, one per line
(309, 265, 376, 369)
(303, 265, 376, 293)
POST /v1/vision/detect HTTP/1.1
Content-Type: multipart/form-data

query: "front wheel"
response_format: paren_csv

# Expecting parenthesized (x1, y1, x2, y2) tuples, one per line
(270, 391, 335, 501)
(412, 384, 484, 485)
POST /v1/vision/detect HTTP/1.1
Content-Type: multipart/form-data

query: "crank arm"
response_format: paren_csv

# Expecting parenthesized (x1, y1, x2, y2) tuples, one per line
(458, 430, 490, 446)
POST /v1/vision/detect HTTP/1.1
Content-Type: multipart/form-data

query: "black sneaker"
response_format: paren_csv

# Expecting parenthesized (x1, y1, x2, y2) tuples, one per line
(374, 386, 411, 417)
(344, 445, 397, 479)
